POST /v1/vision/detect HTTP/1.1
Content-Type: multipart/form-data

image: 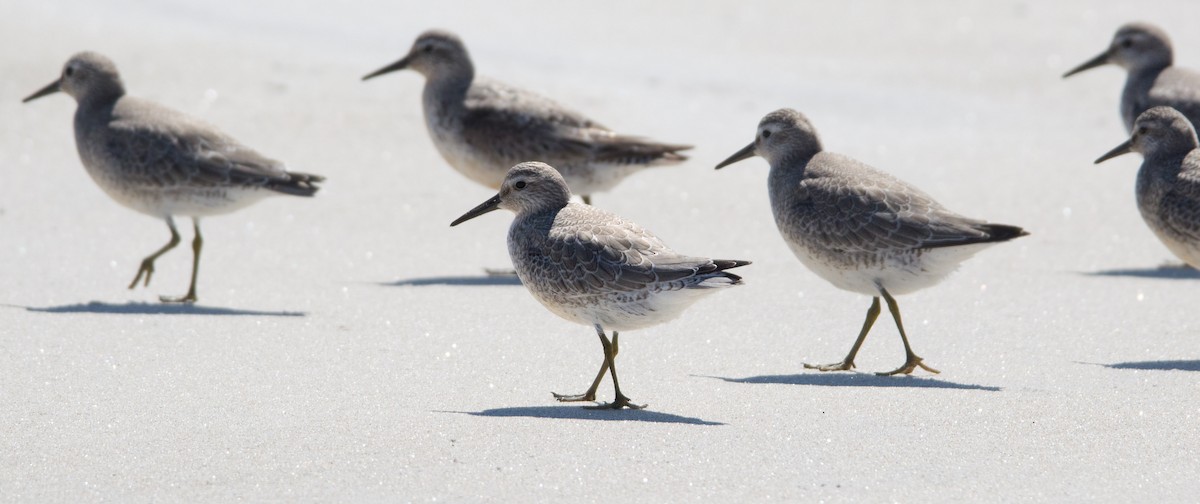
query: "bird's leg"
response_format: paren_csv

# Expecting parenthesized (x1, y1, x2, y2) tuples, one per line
(160, 219, 201, 304)
(581, 194, 592, 206)
(552, 325, 612, 403)
(586, 331, 645, 410)
(876, 289, 940, 376)
(805, 297, 880, 372)
(129, 217, 181, 290)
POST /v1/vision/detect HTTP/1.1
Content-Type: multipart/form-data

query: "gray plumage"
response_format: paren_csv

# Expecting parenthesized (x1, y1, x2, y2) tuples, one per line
(364, 29, 690, 204)
(23, 51, 323, 303)
(716, 108, 1026, 375)
(451, 161, 747, 409)
(1096, 106, 1200, 268)
(1064, 22, 1200, 133)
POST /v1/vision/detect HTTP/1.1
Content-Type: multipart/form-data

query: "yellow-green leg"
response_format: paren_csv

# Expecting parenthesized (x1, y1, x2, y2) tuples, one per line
(585, 330, 643, 410)
(159, 218, 201, 304)
(805, 297, 881, 372)
(552, 326, 614, 403)
(876, 288, 940, 376)
(129, 217, 181, 291)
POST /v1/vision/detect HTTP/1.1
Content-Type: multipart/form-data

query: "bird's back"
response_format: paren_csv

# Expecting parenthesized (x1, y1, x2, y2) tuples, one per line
(508, 203, 745, 330)
(770, 151, 1025, 295)
(431, 78, 689, 195)
(1125, 66, 1200, 132)
(73, 96, 321, 216)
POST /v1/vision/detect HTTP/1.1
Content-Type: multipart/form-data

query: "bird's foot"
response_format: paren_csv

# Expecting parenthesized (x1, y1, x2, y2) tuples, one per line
(158, 293, 197, 304)
(128, 259, 156, 289)
(803, 360, 856, 372)
(876, 356, 940, 376)
(552, 391, 596, 403)
(484, 268, 517, 276)
(583, 395, 645, 410)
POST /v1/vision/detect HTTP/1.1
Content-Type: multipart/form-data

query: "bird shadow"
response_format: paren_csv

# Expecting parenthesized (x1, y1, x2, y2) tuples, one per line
(1087, 360, 1200, 372)
(440, 405, 724, 425)
(380, 274, 522, 287)
(1085, 264, 1200, 280)
(701, 373, 1001, 391)
(11, 301, 305, 317)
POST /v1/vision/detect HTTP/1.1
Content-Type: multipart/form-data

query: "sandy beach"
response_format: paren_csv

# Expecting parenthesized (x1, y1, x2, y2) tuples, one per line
(2, 1, 1198, 501)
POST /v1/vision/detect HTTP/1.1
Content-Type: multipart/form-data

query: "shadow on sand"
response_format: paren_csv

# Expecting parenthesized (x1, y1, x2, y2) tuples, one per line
(444, 405, 723, 426)
(16, 301, 305, 317)
(703, 373, 1001, 391)
(1104, 360, 1200, 372)
(381, 275, 523, 287)
(1086, 264, 1200, 280)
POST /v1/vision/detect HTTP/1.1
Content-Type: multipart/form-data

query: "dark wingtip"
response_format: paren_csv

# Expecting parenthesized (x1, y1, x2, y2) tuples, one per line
(983, 224, 1029, 242)
(274, 172, 325, 196)
(713, 259, 752, 270)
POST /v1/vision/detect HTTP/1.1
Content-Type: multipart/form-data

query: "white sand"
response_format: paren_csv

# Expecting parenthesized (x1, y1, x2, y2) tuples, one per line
(2, 1, 1198, 501)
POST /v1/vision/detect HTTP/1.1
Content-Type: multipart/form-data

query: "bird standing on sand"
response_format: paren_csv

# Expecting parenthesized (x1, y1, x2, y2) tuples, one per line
(1064, 22, 1200, 133)
(716, 109, 1027, 375)
(24, 52, 324, 303)
(451, 162, 748, 409)
(363, 29, 690, 205)
(1096, 106, 1200, 269)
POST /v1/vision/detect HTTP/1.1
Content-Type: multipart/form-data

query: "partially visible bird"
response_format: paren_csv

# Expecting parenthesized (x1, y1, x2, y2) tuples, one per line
(1096, 106, 1200, 268)
(1064, 22, 1200, 133)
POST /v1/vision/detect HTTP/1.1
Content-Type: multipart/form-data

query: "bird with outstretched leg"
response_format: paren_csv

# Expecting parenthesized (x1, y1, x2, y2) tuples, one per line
(24, 52, 324, 303)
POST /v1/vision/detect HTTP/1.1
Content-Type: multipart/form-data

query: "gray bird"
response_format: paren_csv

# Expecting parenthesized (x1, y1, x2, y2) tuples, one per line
(1064, 22, 1200, 133)
(1096, 106, 1200, 268)
(451, 162, 748, 409)
(716, 109, 1027, 375)
(23, 52, 324, 303)
(363, 29, 690, 205)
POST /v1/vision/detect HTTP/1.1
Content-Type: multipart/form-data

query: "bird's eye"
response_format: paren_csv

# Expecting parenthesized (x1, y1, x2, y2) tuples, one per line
(1136, 126, 1148, 136)
(423, 45, 434, 53)
(1120, 38, 1134, 49)
(761, 130, 772, 139)
(515, 181, 527, 189)
(65, 67, 75, 77)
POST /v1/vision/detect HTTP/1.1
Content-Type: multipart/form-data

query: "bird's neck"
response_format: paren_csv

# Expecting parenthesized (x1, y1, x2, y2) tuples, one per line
(768, 147, 821, 178)
(423, 66, 474, 110)
(74, 92, 119, 127)
(77, 85, 125, 112)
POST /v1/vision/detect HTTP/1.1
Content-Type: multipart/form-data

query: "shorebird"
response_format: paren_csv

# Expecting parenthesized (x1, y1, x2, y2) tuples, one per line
(1096, 106, 1200, 268)
(363, 29, 690, 205)
(716, 109, 1027, 375)
(23, 52, 324, 303)
(1064, 22, 1200, 133)
(451, 162, 749, 409)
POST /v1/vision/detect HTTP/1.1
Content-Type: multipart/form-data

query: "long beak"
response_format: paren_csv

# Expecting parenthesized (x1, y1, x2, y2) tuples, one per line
(714, 142, 757, 170)
(450, 194, 502, 226)
(362, 56, 411, 81)
(1094, 138, 1134, 164)
(23, 78, 62, 103)
(1063, 51, 1111, 78)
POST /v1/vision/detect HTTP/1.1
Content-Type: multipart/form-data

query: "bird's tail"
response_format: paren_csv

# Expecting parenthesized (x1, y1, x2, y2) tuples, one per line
(978, 224, 1029, 243)
(270, 172, 325, 197)
(708, 259, 751, 284)
(593, 136, 693, 167)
